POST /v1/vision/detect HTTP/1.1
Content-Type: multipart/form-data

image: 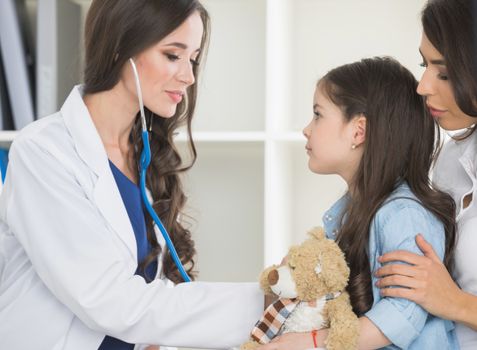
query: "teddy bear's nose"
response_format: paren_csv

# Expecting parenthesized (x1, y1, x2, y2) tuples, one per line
(268, 269, 279, 286)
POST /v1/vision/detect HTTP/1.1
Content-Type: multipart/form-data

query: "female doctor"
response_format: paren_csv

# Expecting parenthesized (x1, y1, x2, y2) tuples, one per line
(0, 0, 264, 349)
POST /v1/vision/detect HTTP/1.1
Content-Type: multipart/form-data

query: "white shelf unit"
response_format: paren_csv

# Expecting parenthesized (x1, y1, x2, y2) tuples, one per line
(0, 0, 427, 285)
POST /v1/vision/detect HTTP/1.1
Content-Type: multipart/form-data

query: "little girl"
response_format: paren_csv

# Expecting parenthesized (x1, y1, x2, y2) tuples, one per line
(259, 57, 458, 349)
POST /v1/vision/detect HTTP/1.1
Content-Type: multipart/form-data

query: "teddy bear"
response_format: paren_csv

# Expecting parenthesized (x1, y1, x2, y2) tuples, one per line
(240, 227, 359, 350)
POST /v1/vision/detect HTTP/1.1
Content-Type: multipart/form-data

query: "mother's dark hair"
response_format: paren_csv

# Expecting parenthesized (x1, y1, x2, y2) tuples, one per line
(83, 0, 210, 283)
(422, 0, 477, 117)
(319, 57, 456, 315)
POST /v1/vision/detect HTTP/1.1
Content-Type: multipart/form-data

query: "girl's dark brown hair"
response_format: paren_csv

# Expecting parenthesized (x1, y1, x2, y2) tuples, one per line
(83, 0, 210, 283)
(422, 0, 477, 117)
(319, 57, 456, 315)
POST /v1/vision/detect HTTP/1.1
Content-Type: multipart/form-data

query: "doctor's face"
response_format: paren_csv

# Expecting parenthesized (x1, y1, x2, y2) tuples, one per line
(417, 33, 475, 131)
(123, 11, 204, 118)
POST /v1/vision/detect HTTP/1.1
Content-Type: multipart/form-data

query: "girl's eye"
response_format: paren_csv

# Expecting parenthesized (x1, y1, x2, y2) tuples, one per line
(313, 111, 321, 120)
(419, 62, 428, 68)
(190, 59, 199, 67)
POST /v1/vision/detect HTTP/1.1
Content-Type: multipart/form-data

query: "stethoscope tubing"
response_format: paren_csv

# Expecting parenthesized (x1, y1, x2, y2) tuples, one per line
(130, 58, 191, 283)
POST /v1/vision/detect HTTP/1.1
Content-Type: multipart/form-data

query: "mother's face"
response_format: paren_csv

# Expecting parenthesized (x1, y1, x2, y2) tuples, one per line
(417, 32, 475, 131)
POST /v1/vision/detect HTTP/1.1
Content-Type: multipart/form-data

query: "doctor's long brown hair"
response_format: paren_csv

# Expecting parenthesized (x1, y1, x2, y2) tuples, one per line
(319, 57, 456, 315)
(83, 0, 210, 283)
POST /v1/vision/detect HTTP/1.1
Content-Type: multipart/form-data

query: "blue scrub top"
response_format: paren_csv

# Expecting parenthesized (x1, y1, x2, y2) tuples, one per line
(99, 161, 158, 350)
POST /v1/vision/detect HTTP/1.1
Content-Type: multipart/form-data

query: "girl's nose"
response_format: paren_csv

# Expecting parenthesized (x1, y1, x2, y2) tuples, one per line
(303, 122, 311, 139)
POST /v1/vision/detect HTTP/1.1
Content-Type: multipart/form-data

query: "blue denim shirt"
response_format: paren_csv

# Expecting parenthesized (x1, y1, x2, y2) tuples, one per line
(323, 182, 459, 349)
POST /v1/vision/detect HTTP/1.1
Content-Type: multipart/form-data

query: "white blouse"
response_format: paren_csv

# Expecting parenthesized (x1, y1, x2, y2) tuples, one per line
(433, 130, 477, 350)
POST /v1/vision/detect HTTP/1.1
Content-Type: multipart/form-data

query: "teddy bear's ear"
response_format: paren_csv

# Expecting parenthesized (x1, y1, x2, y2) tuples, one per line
(307, 226, 326, 241)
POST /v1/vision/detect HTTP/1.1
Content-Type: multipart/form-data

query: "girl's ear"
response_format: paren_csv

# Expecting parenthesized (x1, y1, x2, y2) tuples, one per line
(353, 114, 367, 146)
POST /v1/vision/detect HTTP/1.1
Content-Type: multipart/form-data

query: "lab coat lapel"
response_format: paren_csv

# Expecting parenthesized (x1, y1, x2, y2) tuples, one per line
(61, 85, 137, 261)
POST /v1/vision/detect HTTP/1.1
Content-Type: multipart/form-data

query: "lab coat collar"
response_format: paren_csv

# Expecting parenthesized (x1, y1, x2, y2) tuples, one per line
(61, 85, 105, 177)
(61, 85, 138, 261)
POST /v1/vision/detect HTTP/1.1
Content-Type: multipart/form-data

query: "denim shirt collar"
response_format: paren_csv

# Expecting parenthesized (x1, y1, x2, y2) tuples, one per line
(322, 193, 349, 240)
(322, 182, 413, 241)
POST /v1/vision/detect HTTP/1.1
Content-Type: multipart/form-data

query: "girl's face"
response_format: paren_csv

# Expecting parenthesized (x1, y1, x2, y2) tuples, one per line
(122, 11, 204, 118)
(303, 86, 364, 183)
(417, 33, 475, 130)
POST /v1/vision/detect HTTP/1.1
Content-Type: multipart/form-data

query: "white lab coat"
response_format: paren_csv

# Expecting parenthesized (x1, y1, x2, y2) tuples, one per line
(0, 86, 263, 350)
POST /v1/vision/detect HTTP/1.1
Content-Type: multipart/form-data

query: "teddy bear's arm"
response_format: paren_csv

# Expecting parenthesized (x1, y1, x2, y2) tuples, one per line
(323, 293, 359, 350)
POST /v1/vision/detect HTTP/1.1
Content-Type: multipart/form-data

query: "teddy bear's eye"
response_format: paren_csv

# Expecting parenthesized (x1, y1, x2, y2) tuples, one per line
(289, 264, 296, 270)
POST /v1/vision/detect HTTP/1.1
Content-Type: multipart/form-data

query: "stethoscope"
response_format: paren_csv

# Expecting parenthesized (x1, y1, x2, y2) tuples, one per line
(129, 58, 191, 283)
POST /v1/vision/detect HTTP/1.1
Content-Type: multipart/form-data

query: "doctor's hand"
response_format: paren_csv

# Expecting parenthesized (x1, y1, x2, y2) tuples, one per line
(375, 233, 462, 321)
(257, 329, 327, 350)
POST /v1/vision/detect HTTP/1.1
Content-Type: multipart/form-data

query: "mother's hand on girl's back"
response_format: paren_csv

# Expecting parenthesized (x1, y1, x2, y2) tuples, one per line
(375, 234, 462, 320)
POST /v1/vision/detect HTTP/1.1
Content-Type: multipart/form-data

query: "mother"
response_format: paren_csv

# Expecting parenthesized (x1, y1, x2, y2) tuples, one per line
(376, 1, 477, 349)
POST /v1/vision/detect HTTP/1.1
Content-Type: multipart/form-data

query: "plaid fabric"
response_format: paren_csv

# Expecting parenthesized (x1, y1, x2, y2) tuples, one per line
(250, 298, 298, 344)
